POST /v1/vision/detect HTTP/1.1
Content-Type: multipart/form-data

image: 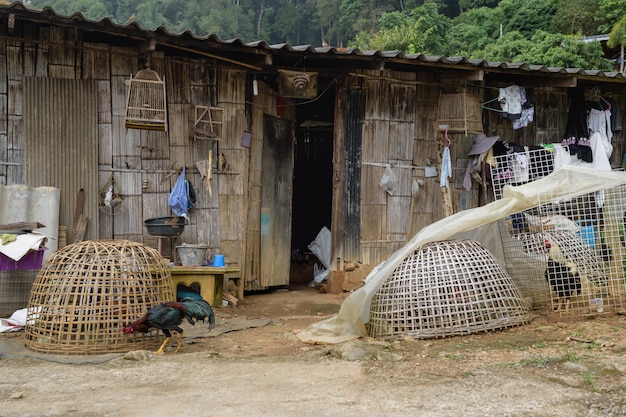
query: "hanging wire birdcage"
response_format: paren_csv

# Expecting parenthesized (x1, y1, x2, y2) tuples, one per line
(125, 68, 167, 131)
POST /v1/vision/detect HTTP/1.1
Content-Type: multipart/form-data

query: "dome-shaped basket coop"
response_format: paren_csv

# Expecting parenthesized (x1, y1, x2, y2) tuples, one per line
(368, 240, 532, 340)
(24, 240, 175, 354)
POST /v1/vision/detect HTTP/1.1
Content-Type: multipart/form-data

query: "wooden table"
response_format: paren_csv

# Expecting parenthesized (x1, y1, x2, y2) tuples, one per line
(169, 266, 241, 307)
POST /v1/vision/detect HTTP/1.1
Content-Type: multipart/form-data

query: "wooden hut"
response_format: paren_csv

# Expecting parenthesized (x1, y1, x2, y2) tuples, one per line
(1, 2, 626, 298)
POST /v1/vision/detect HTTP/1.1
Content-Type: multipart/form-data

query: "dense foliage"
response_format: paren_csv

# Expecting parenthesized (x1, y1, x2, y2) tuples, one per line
(24, 0, 625, 70)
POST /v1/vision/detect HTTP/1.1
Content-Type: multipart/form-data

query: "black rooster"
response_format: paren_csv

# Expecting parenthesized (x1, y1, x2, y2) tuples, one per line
(122, 298, 215, 354)
(545, 258, 582, 311)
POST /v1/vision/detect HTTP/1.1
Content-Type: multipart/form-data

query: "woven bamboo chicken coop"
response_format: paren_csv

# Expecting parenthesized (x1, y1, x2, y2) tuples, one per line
(368, 240, 532, 340)
(24, 240, 175, 354)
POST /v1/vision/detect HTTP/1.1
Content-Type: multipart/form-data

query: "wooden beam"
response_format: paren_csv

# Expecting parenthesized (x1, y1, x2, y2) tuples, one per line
(437, 69, 484, 81)
(159, 42, 267, 70)
(486, 75, 578, 88)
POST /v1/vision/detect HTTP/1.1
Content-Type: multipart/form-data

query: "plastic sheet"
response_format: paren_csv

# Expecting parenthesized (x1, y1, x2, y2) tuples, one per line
(308, 226, 331, 285)
(296, 166, 626, 344)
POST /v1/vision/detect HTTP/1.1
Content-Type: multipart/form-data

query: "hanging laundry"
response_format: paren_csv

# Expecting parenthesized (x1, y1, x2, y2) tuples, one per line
(587, 102, 613, 158)
(512, 107, 534, 130)
(606, 97, 622, 132)
(587, 106, 612, 137)
(562, 87, 592, 162)
(498, 85, 522, 120)
(512, 87, 535, 130)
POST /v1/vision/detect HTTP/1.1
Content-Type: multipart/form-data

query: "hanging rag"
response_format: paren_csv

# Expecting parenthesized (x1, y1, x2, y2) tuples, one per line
(463, 133, 499, 190)
(195, 159, 211, 191)
(440, 146, 452, 187)
(0, 233, 17, 245)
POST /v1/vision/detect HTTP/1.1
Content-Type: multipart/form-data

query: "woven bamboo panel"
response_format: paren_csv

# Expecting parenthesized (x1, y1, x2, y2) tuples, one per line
(368, 240, 532, 340)
(24, 240, 175, 354)
(435, 92, 483, 134)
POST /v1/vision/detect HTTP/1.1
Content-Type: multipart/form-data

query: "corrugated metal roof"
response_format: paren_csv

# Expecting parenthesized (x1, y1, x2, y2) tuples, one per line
(1, 1, 625, 83)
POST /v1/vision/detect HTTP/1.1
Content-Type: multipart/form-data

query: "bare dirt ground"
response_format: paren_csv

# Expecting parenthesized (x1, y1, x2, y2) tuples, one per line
(1, 266, 626, 417)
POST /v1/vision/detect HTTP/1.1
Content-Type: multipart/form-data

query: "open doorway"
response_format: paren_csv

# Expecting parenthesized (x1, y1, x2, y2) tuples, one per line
(290, 85, 335, 287)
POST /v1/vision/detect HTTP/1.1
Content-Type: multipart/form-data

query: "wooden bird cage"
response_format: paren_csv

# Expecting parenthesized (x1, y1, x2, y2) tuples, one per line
(24, 240, 175, 354)
(125, 69, 168, 131)
(193, 105, 223, 140)
(435, 92, 483, 135)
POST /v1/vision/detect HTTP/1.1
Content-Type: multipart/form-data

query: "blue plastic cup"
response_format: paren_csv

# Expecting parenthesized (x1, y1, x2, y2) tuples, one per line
(212, 254, 225, 267)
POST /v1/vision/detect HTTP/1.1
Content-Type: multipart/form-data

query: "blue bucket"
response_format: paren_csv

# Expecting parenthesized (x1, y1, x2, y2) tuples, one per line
(212, 254, 225, 267)
(577, 226, 596, 248)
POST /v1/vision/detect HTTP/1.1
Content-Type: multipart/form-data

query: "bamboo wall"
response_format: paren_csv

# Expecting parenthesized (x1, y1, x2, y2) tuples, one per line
(344, 70, 445, 266)
(340, 72, 626, 271)
(0, 22, 250, 276)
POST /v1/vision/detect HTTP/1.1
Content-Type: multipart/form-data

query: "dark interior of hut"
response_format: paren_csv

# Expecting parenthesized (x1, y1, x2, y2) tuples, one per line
(289, 81, 335, 286)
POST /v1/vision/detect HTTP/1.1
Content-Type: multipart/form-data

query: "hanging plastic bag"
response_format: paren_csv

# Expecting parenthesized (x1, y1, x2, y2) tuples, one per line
(168, 166, 189, 217)
(308, 226, 331, 286)
(379, 164, 397, 195)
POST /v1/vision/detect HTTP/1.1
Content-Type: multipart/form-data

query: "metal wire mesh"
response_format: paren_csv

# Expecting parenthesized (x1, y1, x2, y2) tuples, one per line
(24, 240, 175, 354)
(492, 148, 626, 316)
(368, 240, 532, 340)
(0, 270, 37, 316)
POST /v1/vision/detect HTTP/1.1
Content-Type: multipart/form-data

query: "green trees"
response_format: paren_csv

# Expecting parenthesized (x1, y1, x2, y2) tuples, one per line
(23, 0, 626, 70)
(478, 30, 612, 70)
(349, 3, 450, 54)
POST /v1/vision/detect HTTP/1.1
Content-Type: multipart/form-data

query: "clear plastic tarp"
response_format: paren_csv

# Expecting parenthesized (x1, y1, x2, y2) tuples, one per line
(296, 166, 626, 344)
